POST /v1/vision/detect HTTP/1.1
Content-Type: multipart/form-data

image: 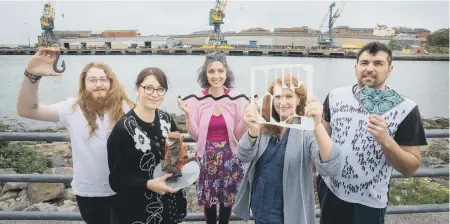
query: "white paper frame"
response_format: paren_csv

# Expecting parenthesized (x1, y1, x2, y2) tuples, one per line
(250, 64, 315, 130)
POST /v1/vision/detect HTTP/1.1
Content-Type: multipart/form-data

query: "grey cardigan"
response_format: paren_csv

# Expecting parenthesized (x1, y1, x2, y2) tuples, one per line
(232, 124, 341, 224)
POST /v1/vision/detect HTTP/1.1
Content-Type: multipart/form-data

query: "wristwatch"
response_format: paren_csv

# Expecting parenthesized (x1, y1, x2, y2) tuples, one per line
(24, 69, 42, 83)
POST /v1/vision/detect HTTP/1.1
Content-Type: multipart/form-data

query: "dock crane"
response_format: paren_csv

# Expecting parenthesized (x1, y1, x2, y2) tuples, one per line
(205, 0, 232, 49)
(39, 0, 66, 73)
(317, 1, 347, 48)
(39, 0, 61, 47)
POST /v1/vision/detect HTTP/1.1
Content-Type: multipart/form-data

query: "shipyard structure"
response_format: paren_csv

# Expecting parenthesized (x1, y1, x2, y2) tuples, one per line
(0, 0, 433, 58)
(1, 28, 436, 59)
(1, 26, 435, 59)
(39, 27, 428, 52)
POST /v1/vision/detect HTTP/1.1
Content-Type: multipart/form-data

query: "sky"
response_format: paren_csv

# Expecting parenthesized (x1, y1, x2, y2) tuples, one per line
(0, 0, 449, 45)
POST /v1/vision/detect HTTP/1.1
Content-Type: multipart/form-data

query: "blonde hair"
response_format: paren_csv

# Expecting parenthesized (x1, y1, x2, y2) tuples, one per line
(260, 75, 307, 137)
(73, 62, 135, 138)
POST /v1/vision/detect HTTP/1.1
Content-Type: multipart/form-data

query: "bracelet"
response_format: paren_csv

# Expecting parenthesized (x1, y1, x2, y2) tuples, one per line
(248, 132, 257, 139)
(24, 69, 42, 83)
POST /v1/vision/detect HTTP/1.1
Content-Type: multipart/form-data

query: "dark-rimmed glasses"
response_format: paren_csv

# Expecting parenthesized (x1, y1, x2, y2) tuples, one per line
(140, 85, 167, 96)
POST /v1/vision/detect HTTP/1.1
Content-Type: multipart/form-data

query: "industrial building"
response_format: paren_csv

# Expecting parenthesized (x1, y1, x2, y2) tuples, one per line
(58, 36, 175, 50)
(53, 31, 92, 39)
(373, 24, 395, 37)
(101, 30, 140, 38)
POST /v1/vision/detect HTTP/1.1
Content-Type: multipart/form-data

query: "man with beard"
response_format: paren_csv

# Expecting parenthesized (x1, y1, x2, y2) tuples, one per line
(316, 42, 427, 224)
(16, 48, 134, 224)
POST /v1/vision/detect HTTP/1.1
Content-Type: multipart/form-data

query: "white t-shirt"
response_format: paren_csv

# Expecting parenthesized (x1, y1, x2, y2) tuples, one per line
(51, 97, 132, 197)
(322, 86, 418, 208)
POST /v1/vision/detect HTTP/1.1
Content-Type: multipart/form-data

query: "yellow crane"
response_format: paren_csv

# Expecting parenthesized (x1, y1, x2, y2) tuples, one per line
(39, 0, 62, 48)
(201, 0, 233, 49)
(39, 0, 66, 73)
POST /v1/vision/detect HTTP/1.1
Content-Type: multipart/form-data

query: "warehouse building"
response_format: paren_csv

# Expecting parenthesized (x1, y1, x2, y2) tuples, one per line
(59, 36, 176, 50)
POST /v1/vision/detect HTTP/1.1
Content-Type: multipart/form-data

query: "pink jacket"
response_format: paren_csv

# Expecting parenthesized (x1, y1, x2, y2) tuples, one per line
(186, 88, 248, 158)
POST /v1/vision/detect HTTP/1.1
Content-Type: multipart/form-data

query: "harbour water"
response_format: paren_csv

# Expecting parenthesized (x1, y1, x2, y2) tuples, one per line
(0, 55, 448, 130)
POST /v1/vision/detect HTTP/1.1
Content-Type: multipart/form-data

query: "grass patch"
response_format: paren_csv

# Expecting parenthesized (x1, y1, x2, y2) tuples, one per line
(0, 121, 52, 173)
(388, 178, 449, 205)
(0, 122, 10, 148)
(0, 143, 52, 173)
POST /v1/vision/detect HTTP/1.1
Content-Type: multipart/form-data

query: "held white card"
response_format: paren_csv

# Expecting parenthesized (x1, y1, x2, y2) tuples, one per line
(250, 64, 315, 130)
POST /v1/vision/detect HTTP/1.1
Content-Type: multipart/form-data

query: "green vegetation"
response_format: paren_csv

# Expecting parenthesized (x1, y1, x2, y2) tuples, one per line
(388, 39, 402, 51)
(0, 122, 9, 149)
(426, 29, 449, 54)
(0, 122, 52, 173)
(388, 178, 449, 205)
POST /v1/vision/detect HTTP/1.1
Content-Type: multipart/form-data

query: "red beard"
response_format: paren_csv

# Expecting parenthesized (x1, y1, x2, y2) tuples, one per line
(82, 90, 111, 114)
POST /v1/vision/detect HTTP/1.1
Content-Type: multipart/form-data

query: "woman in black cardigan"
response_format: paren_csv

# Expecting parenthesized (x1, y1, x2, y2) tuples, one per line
(107, 67, 187, 224)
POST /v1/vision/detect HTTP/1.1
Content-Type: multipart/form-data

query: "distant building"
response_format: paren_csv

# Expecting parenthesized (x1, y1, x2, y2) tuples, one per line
(191, 30, 211, 35)
(333, 26, 349, 33)
(332, 26, 373, 35)
(58, 36, 174, 49)
(395, 28, 430, 40)
(274, 26, 309, 33)
(407, 45, 425, 54)
(395, 33, 421, 48)
(240, 27, 270, 33)
(91, 31, 102, 38)
(348, 28, 373, 35)
(101, 30, 140, 38)
(48, 30, 92, 39)
(373, 24, 395, 37)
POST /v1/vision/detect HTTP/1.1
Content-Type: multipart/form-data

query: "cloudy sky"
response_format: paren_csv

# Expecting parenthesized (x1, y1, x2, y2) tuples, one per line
(0, 0, 448, 45)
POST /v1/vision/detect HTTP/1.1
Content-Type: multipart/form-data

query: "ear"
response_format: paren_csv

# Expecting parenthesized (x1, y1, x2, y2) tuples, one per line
(387, 64, 394, 77)
(354, 64, 357, 76)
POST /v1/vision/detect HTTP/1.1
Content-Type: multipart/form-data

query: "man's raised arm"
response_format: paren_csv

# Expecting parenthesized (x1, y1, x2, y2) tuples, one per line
(17, 48, 63, 122)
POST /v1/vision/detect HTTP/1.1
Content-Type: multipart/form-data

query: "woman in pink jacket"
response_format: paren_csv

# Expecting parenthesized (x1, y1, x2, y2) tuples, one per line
(178, 52, 247, 224)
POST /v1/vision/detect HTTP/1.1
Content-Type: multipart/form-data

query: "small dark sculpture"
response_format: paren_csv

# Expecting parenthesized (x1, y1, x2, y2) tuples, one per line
(163, 132, 195, 181)
(53, 51, 66, 73)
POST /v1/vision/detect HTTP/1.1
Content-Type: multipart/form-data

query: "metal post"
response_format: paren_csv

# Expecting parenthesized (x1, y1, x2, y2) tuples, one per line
(25, 23, 31, 48)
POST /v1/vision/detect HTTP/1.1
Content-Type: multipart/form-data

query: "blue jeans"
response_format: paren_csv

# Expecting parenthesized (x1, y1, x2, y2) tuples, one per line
(317, 175, 387, 224)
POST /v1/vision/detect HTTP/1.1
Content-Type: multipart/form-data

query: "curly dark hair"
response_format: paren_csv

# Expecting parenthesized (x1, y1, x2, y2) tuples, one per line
(196, 52, 235, 89)
(357, 41, 393, 65)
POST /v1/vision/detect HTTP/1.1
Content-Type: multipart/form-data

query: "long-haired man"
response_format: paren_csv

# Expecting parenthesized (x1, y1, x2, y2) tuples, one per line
(16, 48, 135, 224)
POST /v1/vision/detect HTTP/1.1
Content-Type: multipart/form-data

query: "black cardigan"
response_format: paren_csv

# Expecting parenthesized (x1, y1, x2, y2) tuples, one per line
(107, 109, 187, 224)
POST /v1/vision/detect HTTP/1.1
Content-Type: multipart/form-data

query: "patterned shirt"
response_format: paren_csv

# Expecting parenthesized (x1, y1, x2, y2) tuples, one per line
(321, 85, 427, 208)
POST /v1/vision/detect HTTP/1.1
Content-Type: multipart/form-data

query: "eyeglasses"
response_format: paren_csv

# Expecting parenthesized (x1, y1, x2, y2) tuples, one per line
(86, 76, 110, 85)
(140, 85, 167, 96)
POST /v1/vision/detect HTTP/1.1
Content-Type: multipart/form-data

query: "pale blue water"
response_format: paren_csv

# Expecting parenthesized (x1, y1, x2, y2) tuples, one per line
(0, 55, 448, 130)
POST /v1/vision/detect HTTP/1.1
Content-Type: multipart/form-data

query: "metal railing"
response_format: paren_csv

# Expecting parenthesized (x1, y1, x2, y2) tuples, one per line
(0, 129, 448, 221)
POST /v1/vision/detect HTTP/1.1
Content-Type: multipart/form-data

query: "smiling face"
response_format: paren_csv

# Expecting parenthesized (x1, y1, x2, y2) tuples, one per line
(206, 61, 227, 88)
(355, 51, 393, 89)
(84, 67, 111, 100)
(136, 75, 167, 111)
(272, 84, 299, 121)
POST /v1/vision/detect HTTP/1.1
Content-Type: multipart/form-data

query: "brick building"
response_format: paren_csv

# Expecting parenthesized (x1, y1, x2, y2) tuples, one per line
(101, 30, 140, 38)
(274, 26, 309, 33)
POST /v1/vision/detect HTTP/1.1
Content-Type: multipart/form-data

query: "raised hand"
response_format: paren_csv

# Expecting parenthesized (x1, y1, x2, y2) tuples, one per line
(26, 47, 64, 76)
(243, 97, 261, 136)
(146, 173, 180, 195)
(368, 115, 390, 145)
(177, 96, 190, 115)
(304, 96, 324, 127)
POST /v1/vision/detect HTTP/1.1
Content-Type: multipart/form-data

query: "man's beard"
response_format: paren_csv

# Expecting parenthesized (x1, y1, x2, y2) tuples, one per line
(83, 90, 111, 114)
